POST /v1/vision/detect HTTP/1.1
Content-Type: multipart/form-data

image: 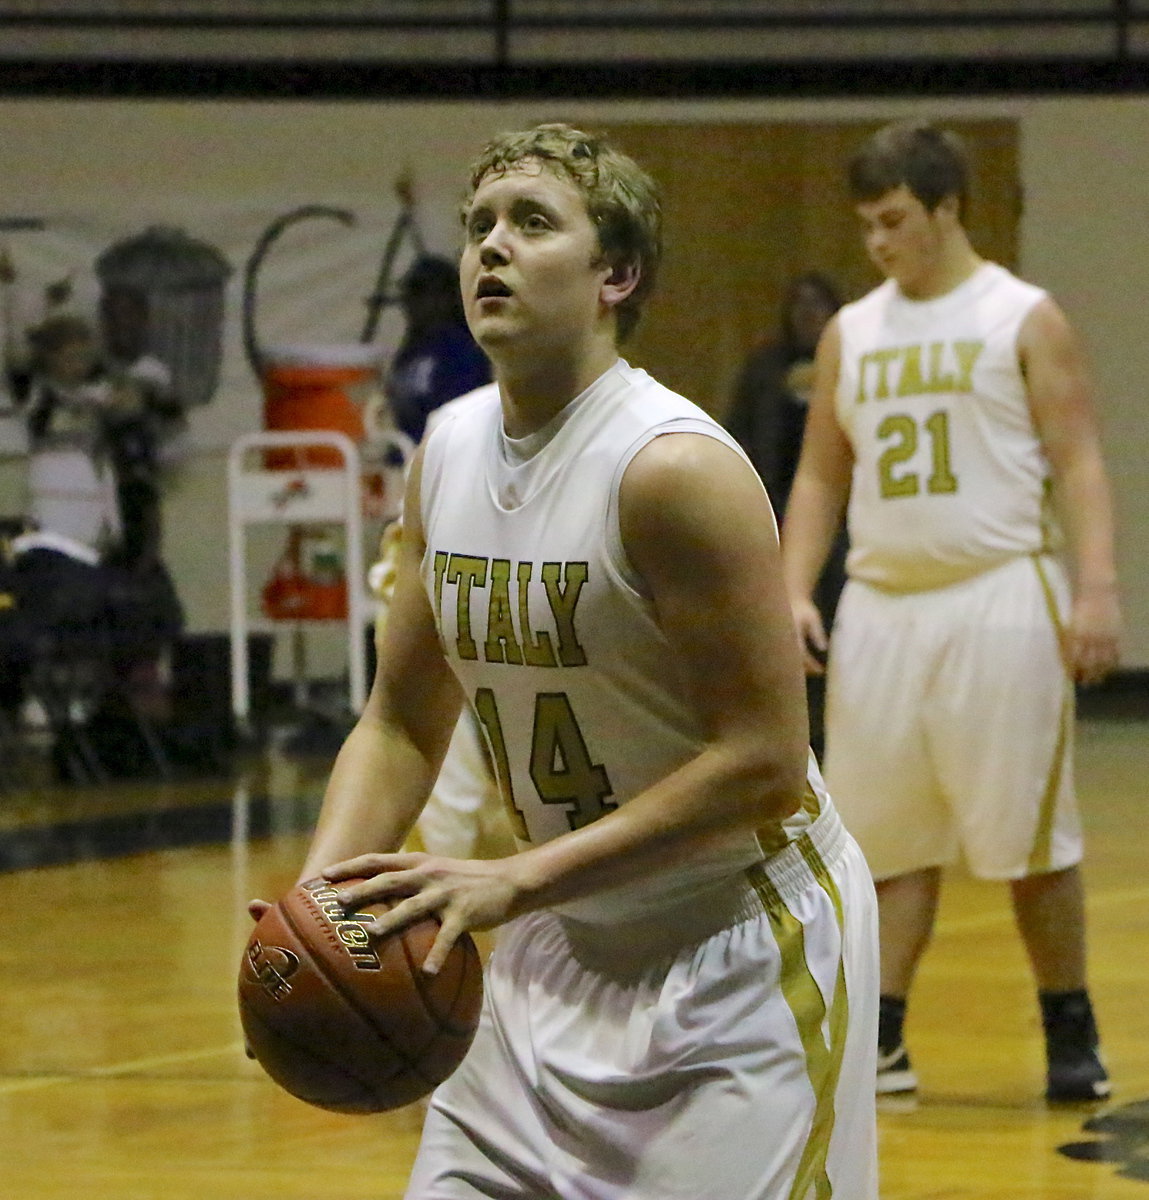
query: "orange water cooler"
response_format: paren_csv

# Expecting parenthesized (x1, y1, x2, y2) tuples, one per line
(261, 342, 381, 467)
(258, 343, 382, 621)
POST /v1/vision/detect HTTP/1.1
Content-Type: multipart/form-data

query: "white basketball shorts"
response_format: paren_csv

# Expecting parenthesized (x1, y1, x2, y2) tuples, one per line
(404, 804, 879, 1200)
(824, 554, 1081, 882)
(414, 710, 513, 860)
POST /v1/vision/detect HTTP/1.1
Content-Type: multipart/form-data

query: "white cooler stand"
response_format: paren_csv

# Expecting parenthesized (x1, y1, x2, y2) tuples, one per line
(227, 430, 369, 730)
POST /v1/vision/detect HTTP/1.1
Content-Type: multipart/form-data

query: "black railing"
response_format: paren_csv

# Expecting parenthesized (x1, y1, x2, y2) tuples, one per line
(0, 1, 1146, 95)
(0, 1, 1139, 40)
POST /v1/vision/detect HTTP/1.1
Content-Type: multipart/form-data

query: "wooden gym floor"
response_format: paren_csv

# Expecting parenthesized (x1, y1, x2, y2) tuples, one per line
(0, 715, 1146, 1199)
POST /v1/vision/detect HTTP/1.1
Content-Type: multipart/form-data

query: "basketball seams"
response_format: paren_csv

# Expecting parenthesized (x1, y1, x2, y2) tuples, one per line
(239, 905, 418, 1110)
(281, 887, 442, 1083)
(241, 883, 482, 1110)
(400, 926, 483, 1037)
(238, 989, 378, 1111)
(282, 890, 426, 1074)
(297, 879, 481, 1046)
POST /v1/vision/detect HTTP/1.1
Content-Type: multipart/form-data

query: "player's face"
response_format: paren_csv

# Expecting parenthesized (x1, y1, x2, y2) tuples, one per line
(460, 161, 612, 359)
(856, 185, 950, 297)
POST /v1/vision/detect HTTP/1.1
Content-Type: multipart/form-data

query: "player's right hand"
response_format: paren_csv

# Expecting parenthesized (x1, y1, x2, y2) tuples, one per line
(325, 852, 520, 976)
(1066, 585, 1122, 685)
(788, 596, 828, 675)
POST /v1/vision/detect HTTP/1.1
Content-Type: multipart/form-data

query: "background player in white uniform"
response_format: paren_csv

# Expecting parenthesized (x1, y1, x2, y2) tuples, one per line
(369, 387, 514, 863)
(781, 121, 1121, 1103)
(257, 123, 879, 1198)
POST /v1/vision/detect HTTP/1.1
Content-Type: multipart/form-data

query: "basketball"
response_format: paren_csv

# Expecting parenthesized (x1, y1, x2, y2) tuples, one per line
(238, 876, 484, 1114)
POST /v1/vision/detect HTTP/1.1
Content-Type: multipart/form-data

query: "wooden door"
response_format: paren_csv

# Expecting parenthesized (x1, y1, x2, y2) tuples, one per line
(597, 119, 1020, 418)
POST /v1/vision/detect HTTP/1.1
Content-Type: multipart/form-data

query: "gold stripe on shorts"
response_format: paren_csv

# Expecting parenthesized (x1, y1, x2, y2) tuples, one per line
(1028, 556, 1075, 874)
(756, 781, 822, 857)
(749, 836, 849, 1200)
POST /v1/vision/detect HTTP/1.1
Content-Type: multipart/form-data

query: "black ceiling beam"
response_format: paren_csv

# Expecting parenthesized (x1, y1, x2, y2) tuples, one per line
(1, 56, 1148, 100)
(0, 8, 1129, 30)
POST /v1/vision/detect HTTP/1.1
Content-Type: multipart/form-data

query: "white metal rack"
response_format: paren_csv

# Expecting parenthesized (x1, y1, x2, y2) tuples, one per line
(227, 430, 368, 724)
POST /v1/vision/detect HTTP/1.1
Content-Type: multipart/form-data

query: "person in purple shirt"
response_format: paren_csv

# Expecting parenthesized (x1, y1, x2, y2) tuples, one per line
(386, 255, 491, 443)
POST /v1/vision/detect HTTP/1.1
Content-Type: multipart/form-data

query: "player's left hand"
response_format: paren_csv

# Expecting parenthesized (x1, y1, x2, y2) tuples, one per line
(1065, 586, 1121, 685)
(323, 852, 521, 975)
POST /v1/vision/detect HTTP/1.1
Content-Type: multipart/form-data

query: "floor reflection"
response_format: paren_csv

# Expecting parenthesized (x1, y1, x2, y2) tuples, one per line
(0, 747, 328, 872)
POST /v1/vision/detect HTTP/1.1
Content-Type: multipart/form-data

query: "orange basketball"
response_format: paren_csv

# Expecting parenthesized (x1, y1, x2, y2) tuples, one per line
(238, 877, 483, 1113)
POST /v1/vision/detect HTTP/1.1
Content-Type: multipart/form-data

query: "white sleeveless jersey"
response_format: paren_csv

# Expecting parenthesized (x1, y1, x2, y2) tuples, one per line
(420, 359, 828, 923)
(835, 262, 1055, 591)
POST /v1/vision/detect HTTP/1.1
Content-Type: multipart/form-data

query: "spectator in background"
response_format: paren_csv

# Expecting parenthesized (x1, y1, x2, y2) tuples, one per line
(385, 254, 491, 443)
(99, 284, 186, 569)
(10, 313, 122, 558)
(725, 272, 846, 759)
(4, 310, 183, 771)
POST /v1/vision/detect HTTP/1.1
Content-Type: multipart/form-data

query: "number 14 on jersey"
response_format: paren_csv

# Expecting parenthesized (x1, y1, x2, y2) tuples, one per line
(473, 687, 617, 839)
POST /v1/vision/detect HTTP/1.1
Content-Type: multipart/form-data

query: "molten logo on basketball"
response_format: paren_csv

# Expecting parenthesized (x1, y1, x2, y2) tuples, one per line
(305, 879, 383, 971)
(245, 939, 300, 1001)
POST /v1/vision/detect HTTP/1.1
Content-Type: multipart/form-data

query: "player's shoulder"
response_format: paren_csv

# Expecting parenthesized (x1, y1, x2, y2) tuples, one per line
(977, 261, 1048, 309)
(831, 281, 895, 359)
(419, 383, 500, 498)
(425, 382, 499, 434)
(835, 278, 898, 335)
(612, 362, 754, 491)
(612, 359, 718, 429)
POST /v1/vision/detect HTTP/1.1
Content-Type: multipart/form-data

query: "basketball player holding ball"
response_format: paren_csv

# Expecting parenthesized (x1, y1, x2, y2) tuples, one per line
(781, 121, 1121, 1102)
(259, 123, 880, 1199)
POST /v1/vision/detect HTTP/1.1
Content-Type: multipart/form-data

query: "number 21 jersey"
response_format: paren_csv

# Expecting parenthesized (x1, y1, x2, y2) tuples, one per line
(835, 262, 1053, 591)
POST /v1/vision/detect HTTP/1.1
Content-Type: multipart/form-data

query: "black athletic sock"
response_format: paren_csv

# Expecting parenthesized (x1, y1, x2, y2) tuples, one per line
(878, 994, 907, 1054)
(1039, 988, 1099, 1050)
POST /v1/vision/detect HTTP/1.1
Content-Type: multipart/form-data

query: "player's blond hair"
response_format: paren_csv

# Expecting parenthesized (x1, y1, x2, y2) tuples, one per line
(464, 122, 662, 342)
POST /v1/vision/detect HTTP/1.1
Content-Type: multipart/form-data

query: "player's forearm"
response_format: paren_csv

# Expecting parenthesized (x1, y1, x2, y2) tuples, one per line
(299, 715, 439, 881)
(781, 470, 848, 600)
(1053, 452, 1119, 594)
(503, 736, 807, 914)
